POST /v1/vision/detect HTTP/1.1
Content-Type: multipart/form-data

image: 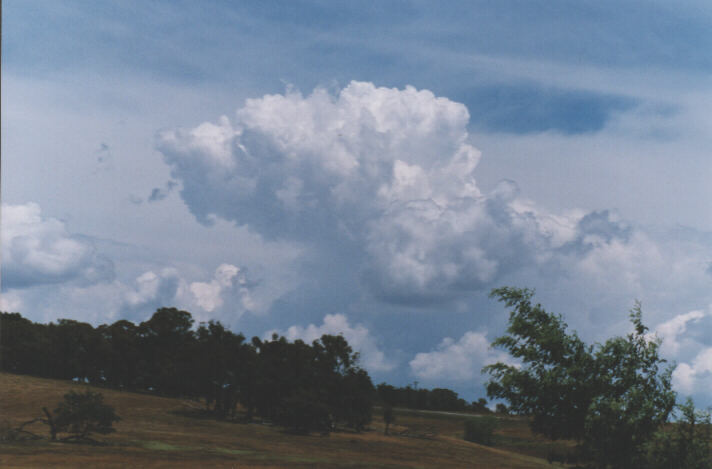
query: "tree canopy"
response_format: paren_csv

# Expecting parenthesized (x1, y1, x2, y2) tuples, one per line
(484, 287, 677, 468)
(1, 309, 375, 434)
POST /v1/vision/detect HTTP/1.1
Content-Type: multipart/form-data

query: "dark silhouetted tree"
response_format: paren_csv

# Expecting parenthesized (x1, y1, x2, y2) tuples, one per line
(50, 391, 120, 441)
(138, 307, 195, 396)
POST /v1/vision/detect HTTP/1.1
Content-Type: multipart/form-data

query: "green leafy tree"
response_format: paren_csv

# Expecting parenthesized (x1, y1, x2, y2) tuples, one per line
(484, 287, 676, 469)
(582, 302, 676, 467)
(484, 287, 596, 440)
(647, 398, 712, 469)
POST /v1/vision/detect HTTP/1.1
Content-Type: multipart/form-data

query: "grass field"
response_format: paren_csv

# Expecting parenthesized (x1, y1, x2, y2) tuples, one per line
(0, 372, 573, 468)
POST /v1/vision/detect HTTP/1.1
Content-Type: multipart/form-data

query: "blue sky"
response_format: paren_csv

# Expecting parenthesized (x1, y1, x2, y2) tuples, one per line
(3, 0, 712, 404)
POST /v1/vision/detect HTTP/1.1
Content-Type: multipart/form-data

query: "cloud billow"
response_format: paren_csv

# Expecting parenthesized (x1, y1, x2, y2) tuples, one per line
(268, 313, 395, 372)
(2, 203, 115, 289)
(156, 82, 565, 304)
(156, 81, 712, 311)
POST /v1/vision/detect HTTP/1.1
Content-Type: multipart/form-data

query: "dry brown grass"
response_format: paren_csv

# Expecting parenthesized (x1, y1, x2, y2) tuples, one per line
(0, 373, 568, 468)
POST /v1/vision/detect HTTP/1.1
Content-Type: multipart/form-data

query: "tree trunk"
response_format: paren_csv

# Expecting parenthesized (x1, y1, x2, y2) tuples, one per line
(42, 407, 57, 441)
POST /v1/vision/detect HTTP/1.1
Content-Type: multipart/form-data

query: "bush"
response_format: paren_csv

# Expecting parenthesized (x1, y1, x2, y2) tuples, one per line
(464, 415, 498, 446)
(52, 391, 120, 441)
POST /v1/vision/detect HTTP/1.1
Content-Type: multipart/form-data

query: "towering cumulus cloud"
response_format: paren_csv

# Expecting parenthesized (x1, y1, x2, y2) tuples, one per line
(156, 82, 712, 310)
(157, 82, 565, 303)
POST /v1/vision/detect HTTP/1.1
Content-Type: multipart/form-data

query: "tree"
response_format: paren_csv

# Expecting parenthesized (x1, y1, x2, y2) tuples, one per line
(337, 368, 375, 431)
(383, 405, 395, 435)
(484, 287, 597, 440)
(192, 321, 248, 418)
(484, 287, 676, 469)
(138, 308, 196, 396)
(49, 391, 120, 441)
(97, 320, 142, 389)
(582, 303, 676, 467)
(471, 398, 489, 413)
(647, 398, 712, 469)
(0, 312, 51, 376)
(48, 320, 105, 382)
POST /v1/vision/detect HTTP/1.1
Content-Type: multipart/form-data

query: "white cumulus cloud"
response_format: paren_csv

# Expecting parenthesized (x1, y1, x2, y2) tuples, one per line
(673, 347, 712, 397)
(188, 263, 255, 315)
(410, 331, 512, 382)
(1, 202, 114, 289)
(268, 313, 395, 372)
(157, 82, 574, 304)
(648, 307, 712, 400)
(156, 81, 712, 317)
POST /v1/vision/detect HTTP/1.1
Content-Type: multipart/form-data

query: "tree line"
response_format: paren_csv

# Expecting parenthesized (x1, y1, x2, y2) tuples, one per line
(376, 383, 490, 413)
(0, 308, 374, 434)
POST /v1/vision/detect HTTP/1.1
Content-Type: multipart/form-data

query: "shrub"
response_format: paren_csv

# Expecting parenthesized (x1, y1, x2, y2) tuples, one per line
(51, 391, 120, 441)
(464, 415, 498, 446)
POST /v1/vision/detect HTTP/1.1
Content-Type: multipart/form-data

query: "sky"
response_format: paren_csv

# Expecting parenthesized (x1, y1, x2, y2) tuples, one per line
(2, 0, 712, 405)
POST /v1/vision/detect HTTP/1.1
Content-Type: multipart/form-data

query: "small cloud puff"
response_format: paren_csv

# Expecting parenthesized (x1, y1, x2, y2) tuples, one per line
(268, 313, 395, 372)
(673, 348, 712, 397)
(118, 263, 257, 323)
(410, 330, 513, 382)
(650, 308, 712, 399)
(188, 263, 255, 315)
(1, 202, 114, 289)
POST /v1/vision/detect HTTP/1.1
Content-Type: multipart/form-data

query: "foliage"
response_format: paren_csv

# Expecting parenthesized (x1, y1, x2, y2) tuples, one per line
(0, 309, 376, 435)
(376, 383, 470, 412)
(647, 398, 712, 469)
(471, 398, 490, 413)
(463, 416, 498, 446)
(52, 391, 120, 440)
(484, 287, 676, 469)
(581, 303, 676, 468)
(483, 287, 596, 441)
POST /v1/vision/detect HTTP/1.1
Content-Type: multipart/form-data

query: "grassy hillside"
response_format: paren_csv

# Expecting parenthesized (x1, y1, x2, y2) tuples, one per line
(0, 372, 569, 468)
